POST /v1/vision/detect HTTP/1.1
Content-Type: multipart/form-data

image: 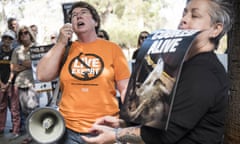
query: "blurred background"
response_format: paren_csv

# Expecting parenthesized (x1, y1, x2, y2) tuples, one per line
(0, 0, 187, 60)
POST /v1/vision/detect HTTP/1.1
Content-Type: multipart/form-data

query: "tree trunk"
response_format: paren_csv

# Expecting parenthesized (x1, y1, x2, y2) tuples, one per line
(224, 0, 240, 143)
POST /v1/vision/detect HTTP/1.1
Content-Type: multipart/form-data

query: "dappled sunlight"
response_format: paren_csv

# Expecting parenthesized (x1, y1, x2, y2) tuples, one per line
(0, 0, 186, 48)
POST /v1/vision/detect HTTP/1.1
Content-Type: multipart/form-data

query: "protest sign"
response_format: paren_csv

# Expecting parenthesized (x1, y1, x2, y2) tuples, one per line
(121, 29, 200, 130)
(30, 44, 57, 92)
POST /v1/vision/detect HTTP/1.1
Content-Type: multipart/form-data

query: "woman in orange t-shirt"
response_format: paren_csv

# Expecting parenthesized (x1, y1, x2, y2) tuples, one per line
(37, 1, 130, 144)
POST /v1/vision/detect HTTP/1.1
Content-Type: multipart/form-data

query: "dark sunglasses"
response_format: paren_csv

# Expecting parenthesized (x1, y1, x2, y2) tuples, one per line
(98, 35, 105, 38)
(19, 31, 29, 36)
(140, 35, 148, 40)
(51, 36, 56, 40)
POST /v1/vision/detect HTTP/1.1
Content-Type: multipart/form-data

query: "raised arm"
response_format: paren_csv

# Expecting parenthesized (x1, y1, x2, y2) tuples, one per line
(37, 23, 73, 82)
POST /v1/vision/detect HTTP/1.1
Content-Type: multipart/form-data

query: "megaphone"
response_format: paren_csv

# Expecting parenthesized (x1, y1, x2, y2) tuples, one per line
(26, 107, 65, 144)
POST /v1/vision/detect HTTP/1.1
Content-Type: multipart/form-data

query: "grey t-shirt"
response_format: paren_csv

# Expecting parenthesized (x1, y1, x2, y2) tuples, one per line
(11, 45, 34, 88)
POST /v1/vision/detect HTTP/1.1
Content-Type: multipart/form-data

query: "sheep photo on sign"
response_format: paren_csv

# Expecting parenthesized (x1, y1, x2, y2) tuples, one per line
(121, 29, 200, 130)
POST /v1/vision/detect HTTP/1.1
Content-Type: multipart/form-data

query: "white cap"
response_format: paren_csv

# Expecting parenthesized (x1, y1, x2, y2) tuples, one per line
(2, 30, 16, 40)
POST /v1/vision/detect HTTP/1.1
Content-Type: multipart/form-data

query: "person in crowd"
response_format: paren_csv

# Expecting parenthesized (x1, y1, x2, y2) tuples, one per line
(131, 31, 150, 82)
(7, 17, 20, 49)
(81, 0, 233, 143)
(0, 30, 21, 140)
(7, 18, 19, 36)
(30, 24, 38, 38)
(11, 25, 38, 144)
(30, 24, 38, 45)
(36, 1, 130, 144)
(97, 29, 110, 40)
(132, 30, 149, 60)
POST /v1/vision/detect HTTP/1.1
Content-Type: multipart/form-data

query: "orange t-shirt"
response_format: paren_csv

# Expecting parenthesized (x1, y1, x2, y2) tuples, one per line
(59, 39, 130, 133)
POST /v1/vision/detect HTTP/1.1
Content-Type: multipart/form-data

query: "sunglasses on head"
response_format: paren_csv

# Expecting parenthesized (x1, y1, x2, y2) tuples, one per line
(19, 31, 29, 36)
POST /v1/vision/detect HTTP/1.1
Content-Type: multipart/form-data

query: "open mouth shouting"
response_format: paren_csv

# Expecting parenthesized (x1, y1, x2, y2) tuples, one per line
(77, 21, 85, 28)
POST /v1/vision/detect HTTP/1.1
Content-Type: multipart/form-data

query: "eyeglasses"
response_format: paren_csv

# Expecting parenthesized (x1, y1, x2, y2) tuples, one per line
(71, 9, 91, 19)
(19, 31, 29, 36)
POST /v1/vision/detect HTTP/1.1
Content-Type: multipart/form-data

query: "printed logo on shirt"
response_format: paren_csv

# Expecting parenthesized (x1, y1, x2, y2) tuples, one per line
(68, 53, 104, 81)
(0, 55, 11, 64)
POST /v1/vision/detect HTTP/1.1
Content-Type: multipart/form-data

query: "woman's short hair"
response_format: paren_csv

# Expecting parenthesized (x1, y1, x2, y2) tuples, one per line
(7, 17, 17, 30)
(68, 1, 101, 33)
(187, 0, 233, 41)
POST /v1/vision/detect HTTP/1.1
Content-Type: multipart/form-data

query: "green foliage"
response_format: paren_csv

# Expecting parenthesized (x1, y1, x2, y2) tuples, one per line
(114, 3, 125, 19)
(87, 0, 167, 48)
(0, 0, 168, 49)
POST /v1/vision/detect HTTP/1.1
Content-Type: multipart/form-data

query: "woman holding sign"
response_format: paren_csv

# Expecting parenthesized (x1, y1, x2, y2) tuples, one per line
(82, 0, 233, 144)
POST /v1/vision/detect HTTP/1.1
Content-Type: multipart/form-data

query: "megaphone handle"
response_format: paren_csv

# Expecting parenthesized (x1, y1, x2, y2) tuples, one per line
(49, 80, 61, 107)
(42, 116, 54, 129)
(48, 41, 72, 107)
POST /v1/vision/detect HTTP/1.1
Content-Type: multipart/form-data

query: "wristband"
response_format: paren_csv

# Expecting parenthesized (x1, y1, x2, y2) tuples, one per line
(8, 80, 12, 83)
(115, 128, 122, 144)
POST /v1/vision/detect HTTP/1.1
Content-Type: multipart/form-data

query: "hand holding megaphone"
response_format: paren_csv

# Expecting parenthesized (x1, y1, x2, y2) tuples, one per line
(57, 23, 73, 46)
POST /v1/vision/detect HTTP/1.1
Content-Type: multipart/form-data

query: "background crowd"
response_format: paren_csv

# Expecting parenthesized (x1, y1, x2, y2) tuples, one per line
(0, 14, 149, 144)
(0, 0, 232, 144)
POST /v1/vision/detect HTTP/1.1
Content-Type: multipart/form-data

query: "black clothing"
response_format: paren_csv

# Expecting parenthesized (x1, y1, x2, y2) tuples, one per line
(141, 52, 229, 144)
(0, 48, 13, 83)
(132, 49, 139, 60)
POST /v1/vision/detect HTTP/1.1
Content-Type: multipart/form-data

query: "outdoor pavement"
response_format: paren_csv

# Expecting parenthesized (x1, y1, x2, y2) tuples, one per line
(0, 93, 49, 144)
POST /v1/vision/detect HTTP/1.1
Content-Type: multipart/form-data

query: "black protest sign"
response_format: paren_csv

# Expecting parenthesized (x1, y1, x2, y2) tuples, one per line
(121, 29, 200, 130)
(62, 2, 73, 23)
(30, 44, 57, 92)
